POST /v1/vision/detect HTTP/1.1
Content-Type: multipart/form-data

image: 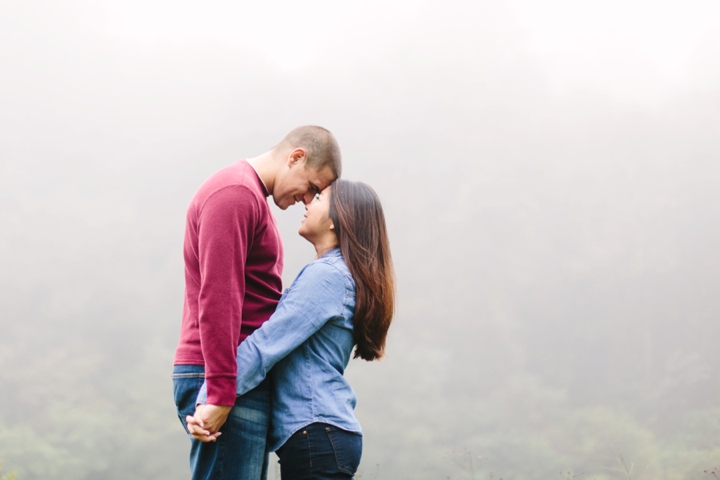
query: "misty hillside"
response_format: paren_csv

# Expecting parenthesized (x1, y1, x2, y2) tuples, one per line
(1, 1, 719, 479)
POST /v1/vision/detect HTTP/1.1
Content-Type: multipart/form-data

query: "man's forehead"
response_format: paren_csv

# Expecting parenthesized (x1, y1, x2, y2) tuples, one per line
(308, 166, 336, 189)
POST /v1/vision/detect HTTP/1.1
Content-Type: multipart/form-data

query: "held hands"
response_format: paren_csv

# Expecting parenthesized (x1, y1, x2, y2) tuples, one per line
(186, 404, 232, 443)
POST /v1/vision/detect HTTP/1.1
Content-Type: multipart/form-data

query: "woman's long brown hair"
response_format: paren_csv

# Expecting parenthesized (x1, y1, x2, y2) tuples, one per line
(329, 179, 395, 361)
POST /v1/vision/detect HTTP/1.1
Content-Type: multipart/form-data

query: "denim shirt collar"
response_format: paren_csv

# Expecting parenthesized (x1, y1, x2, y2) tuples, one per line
(320, 247, 342, 259)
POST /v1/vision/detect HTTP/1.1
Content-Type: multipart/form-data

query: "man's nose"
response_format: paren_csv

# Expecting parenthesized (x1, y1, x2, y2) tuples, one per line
(302, 192, 314, 204)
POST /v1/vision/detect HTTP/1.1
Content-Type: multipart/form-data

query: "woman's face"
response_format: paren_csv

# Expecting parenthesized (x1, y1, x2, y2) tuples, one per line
(298, 185, 335, 242)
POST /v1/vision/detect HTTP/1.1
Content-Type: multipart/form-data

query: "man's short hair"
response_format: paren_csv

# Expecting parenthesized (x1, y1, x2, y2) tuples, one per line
(277, 126, 342, 179)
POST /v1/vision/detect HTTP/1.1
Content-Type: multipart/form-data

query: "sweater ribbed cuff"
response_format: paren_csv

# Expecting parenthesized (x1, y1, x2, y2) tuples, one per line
(206, 375, 237, 406)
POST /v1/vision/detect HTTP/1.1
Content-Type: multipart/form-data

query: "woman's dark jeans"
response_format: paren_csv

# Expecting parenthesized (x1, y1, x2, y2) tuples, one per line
(277, 423, 362, 480)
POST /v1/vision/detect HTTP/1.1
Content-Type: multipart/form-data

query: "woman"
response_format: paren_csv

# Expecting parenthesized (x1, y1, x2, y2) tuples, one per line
(189, 179, 395, 479)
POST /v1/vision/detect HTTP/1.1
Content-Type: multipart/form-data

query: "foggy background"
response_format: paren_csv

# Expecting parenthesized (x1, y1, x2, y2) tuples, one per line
(1, 1, 719, 478)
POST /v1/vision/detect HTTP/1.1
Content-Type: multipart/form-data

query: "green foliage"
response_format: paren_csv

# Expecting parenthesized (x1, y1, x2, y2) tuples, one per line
(0, 326, 187, 479)
(0, 460, 17, 480)
(438, 405, 720, 480)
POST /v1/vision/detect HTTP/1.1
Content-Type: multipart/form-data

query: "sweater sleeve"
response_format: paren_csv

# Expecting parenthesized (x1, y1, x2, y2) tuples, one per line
(197, 185, 259, 406)
(196, 260, 348, 404)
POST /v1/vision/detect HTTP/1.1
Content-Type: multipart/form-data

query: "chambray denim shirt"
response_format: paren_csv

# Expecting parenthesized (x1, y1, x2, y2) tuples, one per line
(197, 248, 360, 451)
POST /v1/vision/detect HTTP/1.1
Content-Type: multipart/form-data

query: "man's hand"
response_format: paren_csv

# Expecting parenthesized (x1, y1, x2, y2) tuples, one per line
(186, 407, 219, 443)
(186, 404, 232, 442)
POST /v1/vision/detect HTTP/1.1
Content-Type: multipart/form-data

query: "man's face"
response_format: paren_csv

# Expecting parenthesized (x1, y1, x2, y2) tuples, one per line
(273, 159, 335, 210)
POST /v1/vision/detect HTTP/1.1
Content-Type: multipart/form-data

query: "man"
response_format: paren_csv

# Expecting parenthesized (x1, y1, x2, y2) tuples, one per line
(173, 126, 342, 479)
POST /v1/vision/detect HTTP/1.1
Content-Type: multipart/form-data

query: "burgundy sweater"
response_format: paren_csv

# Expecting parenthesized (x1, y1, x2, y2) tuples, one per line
(174, 160, 283, 406)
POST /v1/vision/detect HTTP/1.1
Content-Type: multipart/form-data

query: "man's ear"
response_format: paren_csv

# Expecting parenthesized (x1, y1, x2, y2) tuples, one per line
(288, 148, 307, 167)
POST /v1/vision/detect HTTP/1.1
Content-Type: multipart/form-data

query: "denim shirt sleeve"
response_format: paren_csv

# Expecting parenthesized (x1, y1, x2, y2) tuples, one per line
(196, 259, 349, 405)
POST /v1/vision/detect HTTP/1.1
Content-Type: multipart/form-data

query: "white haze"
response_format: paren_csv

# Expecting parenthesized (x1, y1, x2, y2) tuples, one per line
(1, 1, 719, 478)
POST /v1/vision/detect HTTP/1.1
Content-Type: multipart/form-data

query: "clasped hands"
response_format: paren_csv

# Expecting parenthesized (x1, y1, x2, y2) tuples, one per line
(186, 404, 232, 443)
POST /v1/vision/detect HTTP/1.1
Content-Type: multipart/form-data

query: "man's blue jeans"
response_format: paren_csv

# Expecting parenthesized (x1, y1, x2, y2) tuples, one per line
(173, 365, 270, 480)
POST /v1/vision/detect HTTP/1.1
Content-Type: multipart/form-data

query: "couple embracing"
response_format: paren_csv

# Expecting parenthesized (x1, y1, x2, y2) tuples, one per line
(172, 126, 395, 480)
